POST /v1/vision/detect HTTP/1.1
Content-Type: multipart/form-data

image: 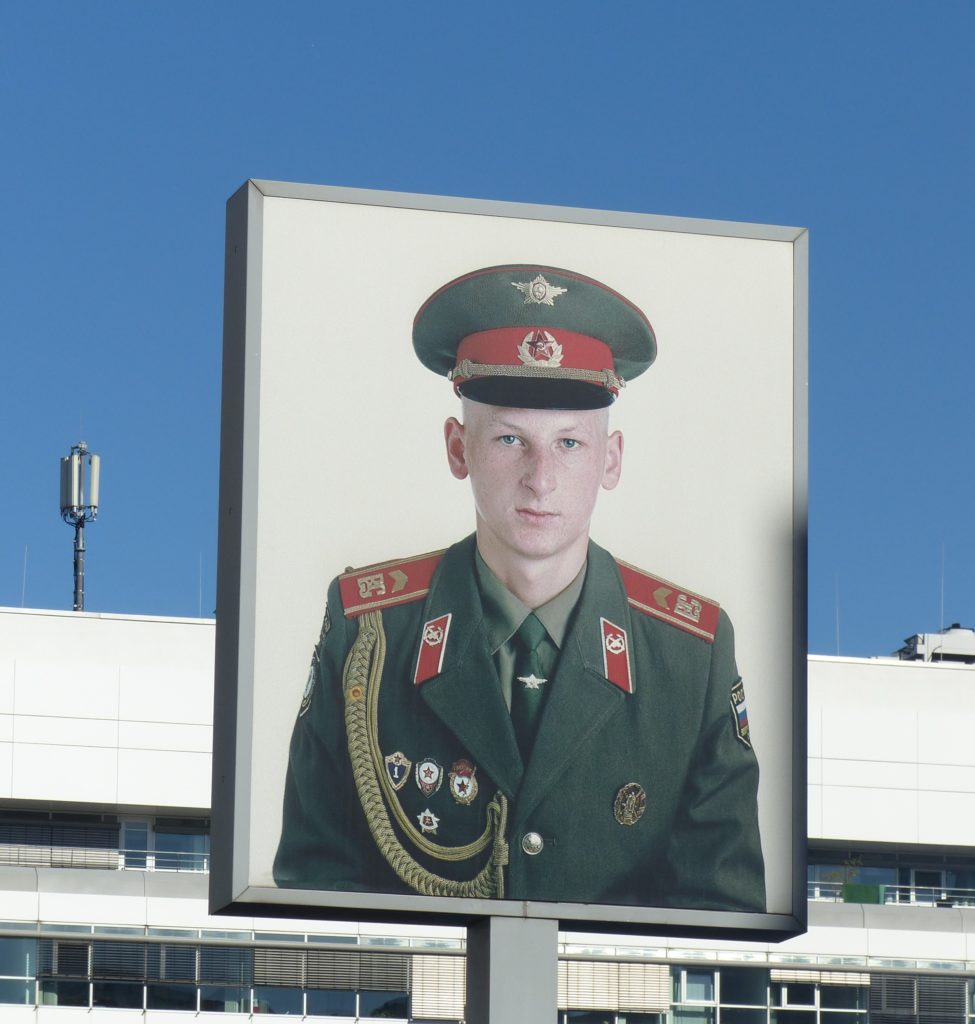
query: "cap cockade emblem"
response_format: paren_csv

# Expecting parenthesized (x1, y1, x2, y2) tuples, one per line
(512, 273, 567, 306)
(518, 329, 564, 367)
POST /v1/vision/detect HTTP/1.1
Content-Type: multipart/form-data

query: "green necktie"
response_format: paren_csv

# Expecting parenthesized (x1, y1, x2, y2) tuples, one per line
(511, 613, 550, 759)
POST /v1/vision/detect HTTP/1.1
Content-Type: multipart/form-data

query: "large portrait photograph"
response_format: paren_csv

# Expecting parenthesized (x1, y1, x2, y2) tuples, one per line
(211, 181, 806, 937)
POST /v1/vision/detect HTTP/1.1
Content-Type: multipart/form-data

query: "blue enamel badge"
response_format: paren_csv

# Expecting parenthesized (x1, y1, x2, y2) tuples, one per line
(384, 751, 412, 791)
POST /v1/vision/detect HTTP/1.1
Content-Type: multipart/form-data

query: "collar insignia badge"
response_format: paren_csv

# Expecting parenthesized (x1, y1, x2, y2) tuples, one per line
(512, 273, 568, 306)
(415, 613, 452, 685)
(448, 758, 478, 805)
(415, 758, 444, 796)
(417, 809, 440, 834)
(614, 782, 647, 826)
(384, 751, 412, 791)
(600, 616, 633, 693)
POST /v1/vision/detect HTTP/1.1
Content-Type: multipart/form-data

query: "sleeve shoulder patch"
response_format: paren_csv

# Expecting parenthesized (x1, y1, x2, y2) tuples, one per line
(730, 677, 751, 748)
(338, 549, 446, 618)
(615, 559, 720, 643)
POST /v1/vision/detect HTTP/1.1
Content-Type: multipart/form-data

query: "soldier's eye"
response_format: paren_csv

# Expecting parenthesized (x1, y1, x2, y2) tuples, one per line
(499, 435, 519, 446)
(561, 438, 580, 449)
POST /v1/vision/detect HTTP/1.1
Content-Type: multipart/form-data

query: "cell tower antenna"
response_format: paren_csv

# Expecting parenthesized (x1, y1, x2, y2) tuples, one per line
(59, 441, 101, 612)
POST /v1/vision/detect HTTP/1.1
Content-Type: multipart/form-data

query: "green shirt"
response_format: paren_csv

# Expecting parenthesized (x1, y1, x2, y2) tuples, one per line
(474, 550, 587, 710)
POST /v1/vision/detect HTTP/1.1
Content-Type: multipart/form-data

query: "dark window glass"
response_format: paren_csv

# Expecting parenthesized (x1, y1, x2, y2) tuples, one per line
(621, 1015, 666, 1024)
(307, 987, 356, 1015)
(93, 980, 143, 1008)
(566, 1012, 614, 1023)
(786, 985, 816, 1007)
(38, 979, 89, 1006)
(359, 989, 409, 1017)
(121, 822, 149, 869)
(0, 978, 32, 1004)
(154, 829, 209, 871)
(200, 984, 249, 1012)
(721, 1010, 767, 1024)
(0, 938, 36, 977)
(819, 1013, 866, 1024)
(253, 985, 303, 1014)
(771, 1010, 816, 1024)
(821, 986, 867, 1010)
(147, 982, 197, 1010)
(722, 968, 769, 1006)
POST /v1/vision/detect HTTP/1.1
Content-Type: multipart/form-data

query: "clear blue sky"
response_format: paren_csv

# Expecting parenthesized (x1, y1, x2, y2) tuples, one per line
(2, 2, 972, 657)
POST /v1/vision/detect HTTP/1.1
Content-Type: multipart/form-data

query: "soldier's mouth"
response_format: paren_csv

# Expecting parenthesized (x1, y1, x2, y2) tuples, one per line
(516, 508, 557, 522)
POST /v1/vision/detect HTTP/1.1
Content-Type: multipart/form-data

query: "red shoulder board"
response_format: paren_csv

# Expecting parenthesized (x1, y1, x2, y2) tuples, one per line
(339, 550, 445, 618)
(616, 559, 720, 644)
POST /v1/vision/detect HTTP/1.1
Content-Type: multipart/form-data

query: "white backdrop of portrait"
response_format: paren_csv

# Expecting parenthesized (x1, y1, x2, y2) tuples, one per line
(240, 193, 801, 916)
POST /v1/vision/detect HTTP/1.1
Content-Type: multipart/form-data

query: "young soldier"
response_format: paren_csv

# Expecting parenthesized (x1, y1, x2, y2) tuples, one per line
(273, 265, 765, 912)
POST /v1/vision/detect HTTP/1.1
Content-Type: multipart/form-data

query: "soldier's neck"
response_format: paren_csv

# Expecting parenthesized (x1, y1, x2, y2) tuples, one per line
(474, 533, 589, 609)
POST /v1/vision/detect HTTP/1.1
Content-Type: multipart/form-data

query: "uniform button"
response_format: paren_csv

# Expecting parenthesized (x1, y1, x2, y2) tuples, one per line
(521, 832, 544, 856)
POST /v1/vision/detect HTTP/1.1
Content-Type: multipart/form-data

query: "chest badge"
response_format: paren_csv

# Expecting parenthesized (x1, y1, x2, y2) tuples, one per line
(417, 809, 440, 834)
(448, 759, 479, 805)
(614, 782, 647, 826)
(384, 751, 412, 791)
(415, 758, 444, 796)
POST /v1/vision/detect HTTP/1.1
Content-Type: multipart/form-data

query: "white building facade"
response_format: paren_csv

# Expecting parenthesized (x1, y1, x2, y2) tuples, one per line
(2, 607, 975, 1022)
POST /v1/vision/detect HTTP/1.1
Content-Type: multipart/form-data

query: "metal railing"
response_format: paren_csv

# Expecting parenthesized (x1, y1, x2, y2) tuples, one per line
(808, 880, 975, 907)
(0, 844, 208, 873)
(118, 847, 210, 873)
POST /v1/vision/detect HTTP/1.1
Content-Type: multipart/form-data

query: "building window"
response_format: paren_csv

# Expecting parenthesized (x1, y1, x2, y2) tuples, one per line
(120, 816, 210, 872)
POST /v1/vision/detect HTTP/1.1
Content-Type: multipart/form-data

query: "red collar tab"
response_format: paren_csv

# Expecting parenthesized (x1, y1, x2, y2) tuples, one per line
(339, 550, 445, 619)
(616, 560, 720, 644)
(600, 617, 633, 693)
(415, 613, 452, 685)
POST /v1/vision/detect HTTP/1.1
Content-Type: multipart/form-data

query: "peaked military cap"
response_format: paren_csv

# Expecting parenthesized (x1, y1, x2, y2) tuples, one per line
(413, 265, 657, 409)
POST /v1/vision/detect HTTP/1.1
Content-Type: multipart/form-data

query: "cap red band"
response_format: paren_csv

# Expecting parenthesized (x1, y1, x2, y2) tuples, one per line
(454, 327, 616, 380)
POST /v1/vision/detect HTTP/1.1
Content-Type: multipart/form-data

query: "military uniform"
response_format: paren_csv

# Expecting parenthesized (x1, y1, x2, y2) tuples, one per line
(273, 535, 765, 911)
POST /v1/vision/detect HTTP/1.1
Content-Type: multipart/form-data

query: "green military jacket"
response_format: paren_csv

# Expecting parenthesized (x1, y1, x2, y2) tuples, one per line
(273, 534, 765, 911)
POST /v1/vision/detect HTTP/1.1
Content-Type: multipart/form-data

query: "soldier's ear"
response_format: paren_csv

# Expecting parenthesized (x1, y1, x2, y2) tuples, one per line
(601, 430, 623, 490)
(444, 417, 469, 480)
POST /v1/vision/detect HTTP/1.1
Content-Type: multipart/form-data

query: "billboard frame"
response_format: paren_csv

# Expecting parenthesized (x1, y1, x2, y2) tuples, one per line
(211, 179, 807, 940)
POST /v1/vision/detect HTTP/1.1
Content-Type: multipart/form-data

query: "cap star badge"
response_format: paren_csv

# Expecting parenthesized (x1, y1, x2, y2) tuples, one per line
(512, 273, 568, 306)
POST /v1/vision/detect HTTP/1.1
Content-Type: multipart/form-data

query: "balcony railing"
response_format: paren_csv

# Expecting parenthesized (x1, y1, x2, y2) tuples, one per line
(808, 880, 975, 907)
(0, 844, 208, 873)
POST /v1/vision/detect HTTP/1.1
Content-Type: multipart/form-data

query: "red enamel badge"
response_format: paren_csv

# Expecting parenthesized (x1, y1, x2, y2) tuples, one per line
(600, 617, 633, 693)
(414, 613, 452, 685)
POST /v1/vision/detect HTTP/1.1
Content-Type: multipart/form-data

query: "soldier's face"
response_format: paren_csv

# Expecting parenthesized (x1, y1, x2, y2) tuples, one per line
(444, 400, 623, 568)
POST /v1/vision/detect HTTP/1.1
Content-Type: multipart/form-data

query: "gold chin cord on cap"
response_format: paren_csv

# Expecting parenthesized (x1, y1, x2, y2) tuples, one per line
(342, 611, 509, 898)
(448, 359, 625, 392)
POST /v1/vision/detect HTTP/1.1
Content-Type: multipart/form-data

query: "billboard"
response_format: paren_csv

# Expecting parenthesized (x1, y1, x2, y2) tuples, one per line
(211, 180, 807, 938)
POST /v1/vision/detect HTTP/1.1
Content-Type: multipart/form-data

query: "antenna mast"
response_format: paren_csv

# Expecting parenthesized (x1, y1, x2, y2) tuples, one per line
(60, 441, 101, 612)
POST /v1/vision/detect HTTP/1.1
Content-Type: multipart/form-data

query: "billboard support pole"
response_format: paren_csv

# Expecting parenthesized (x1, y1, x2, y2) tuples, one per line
(466, 916, 558, 1023)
